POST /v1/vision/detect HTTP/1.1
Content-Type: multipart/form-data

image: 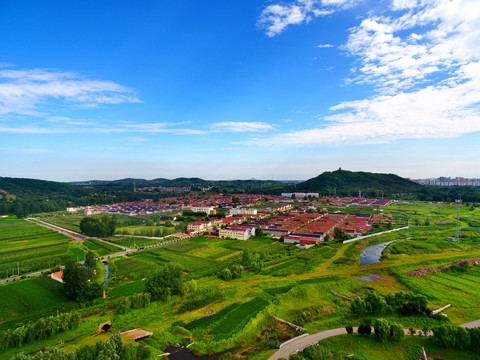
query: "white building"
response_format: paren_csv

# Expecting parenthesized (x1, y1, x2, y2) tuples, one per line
(190, 206, 216, 215)
(228, 208, 258, 217)
(219, 226, 256, 240)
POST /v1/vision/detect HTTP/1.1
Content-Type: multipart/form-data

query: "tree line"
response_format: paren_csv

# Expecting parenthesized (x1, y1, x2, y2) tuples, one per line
(350, 291, 432, 317)
(10, 332, 151, 360)
(0, 311, 81, 351)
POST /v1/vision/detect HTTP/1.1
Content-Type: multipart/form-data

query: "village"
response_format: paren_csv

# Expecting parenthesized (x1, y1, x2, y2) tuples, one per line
(67, 192, 395, 248)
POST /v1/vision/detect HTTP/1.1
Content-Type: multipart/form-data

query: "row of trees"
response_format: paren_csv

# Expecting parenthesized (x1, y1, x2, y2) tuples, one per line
(79, 215, 116, 238)
(0, 311, 81, 350)
(346, 319, 404, 343)
(10, 333, 150, 360)
(117, 292, 151, 313)
(350, 291, 430, 316)
(433, 324, 480, 353)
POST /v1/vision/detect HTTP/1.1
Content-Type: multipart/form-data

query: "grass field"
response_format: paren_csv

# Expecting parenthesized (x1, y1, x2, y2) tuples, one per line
(0, 216, 79, 278)
(82, 238, 121, 256)
(38, 213, 83, 233)
(0, 275, 77, 329)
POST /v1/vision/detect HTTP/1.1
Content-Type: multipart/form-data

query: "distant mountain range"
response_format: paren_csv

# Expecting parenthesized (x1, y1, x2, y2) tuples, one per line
(1, 170, 421, 199)
(4, 169, 479, 206)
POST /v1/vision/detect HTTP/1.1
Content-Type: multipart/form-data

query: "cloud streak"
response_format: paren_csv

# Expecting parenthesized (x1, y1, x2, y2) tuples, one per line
(0, 68, 140, 117)
(210, 121, 274, 132)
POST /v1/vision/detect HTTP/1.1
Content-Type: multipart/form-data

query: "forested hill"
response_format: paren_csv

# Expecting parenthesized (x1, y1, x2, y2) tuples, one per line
(70, 177, 288, 192)
(0, 177, 88, 199)
(295, 169, 423, 196)
(0, 177, 93, 217)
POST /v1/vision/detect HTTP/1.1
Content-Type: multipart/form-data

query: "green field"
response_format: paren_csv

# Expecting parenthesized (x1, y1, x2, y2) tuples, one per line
(0, 216, 80, 278)
(82, 238, 121, 256)
(37, 213, 83, 233)
(3, 202, 480, 360)
(0, 275, 76, 329)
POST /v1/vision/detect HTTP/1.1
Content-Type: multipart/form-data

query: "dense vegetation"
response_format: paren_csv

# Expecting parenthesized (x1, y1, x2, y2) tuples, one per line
(295, 169, 422, 195)
(79, 215, 116, 238)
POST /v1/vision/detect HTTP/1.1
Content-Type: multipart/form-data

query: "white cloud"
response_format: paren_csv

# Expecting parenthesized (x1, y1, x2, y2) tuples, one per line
(248, 0, 480, 147)
(258, 0, 357, 37)
(0, 121, 207, 135)
(316, 43, 334, 48)
(210, 121, 274, 132)
(0, 68, 140, 117)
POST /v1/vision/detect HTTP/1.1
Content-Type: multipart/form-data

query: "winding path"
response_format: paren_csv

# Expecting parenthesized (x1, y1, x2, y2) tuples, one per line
(268, 320, 480, 360)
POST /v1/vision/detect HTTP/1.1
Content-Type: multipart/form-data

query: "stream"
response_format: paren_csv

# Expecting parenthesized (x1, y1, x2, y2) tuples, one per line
(360, 240, 397, 265)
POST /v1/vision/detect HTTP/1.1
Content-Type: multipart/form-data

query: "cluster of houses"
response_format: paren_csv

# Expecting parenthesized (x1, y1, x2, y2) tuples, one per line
(67, 193, 394, 249)
(68, 200, 184, 216)
(186, 204, 395, 249)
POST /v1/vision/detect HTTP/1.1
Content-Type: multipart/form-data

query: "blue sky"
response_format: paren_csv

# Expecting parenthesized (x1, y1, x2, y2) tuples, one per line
(1, 0, 479, 181)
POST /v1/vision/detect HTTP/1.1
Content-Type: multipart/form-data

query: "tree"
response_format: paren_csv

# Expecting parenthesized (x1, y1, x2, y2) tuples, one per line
(255, 227, 263, 237)
(242, 250, 252, 266)
(350, 297, 366, 315)
(78, 282, 102, 302)
(145, 263, 184, 301)
(324, 234, 330, 242)
(358, 324, 371, 336)
(84, 251, 96, 277)
(373, 318, 390, 343)
(345, 326, 353, 334)
(390, 322, 405, 342)
(333, 227, 346, 241)
(80, 215, 116, 237)
(365, 292, 386, 314)
(63, 260, 88, 300)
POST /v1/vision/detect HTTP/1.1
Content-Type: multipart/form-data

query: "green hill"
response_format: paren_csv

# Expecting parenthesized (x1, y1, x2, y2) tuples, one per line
(0, 177, 88, 199)
(295, 169, 423, 196)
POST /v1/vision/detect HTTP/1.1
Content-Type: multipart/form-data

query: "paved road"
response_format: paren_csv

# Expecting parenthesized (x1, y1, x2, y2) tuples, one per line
(269, 328, 356, 360)
(0, 266, 65, 285)
(268, 318, 480, 360)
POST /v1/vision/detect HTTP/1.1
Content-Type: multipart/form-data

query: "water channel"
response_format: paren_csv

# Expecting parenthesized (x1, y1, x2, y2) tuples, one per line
(360, 240, 397, 265)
